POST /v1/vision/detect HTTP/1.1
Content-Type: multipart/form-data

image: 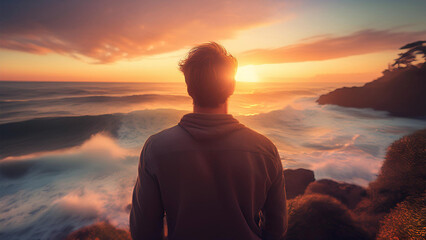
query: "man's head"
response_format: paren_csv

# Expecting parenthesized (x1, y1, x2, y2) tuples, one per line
(179, 42, 238, 108)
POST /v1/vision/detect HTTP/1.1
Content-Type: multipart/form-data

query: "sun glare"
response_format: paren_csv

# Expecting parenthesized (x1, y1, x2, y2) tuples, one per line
(235, 66, 259, 82)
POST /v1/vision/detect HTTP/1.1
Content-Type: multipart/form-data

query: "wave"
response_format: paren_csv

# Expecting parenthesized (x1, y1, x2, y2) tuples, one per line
(0, 109, 186, 159)
(0, 93, 191, 124)
(0, 81, 187, 101)
(0, 83, 323, 124)
(0, 133, 139, 239)
(0, 192, 100, 240)
(0, 90, 316, 113)
(0, 94, 190, 112)
(0, 114, 122, 159)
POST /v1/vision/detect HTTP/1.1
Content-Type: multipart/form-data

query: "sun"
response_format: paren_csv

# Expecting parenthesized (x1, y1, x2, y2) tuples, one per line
(235, 66, 259, 82)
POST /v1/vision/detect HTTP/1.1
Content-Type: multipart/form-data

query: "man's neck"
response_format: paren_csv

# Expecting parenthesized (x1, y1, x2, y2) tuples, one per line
(193, 102, 228, 114)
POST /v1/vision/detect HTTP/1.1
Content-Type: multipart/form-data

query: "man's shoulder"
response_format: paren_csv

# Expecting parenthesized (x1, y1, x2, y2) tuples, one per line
(144, 125, 191, 153)
(147, 124, 273, 147)
(144, 124, 278, 159)
(150, 124, 185, 140)
(240, 126, 276, 146)
(226, 126, 278, 157)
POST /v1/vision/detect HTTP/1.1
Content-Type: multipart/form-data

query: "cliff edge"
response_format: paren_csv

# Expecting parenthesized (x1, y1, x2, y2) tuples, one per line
(317, 65, 426, 117)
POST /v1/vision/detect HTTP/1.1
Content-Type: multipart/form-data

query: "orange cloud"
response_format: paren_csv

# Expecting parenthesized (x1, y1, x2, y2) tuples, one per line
(239, 29, 426, 65)
(0, 0, 284, 63)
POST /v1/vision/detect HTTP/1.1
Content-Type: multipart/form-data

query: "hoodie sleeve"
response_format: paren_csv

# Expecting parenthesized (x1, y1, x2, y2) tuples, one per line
(261, 146, 288, 240)
(130, 137, 165, 240)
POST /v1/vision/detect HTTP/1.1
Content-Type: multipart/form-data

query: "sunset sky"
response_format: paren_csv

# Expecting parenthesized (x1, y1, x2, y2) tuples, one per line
(1, 0, 425, 82)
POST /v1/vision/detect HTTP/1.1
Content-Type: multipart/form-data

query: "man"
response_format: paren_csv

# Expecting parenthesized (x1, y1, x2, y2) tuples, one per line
(130, 42, 287, 240)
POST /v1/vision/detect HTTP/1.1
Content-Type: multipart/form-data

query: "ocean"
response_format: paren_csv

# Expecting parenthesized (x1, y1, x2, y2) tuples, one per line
(0, 81, 425, 239)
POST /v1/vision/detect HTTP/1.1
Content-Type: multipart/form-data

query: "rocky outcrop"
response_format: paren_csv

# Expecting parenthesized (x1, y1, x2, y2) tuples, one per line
(317, 66, 426, 118)
(284, 168, 315, 199)
(305, 179, 366, 209)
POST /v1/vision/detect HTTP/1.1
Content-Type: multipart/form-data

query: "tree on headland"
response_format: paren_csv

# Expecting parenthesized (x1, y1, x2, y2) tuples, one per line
(400, 40, 426, 50)
(393, 52, 416, 68)
(392, 40, 426, 68)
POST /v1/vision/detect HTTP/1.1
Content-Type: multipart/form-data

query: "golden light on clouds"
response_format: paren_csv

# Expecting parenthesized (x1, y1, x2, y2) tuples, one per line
(1, 0, 425, 82)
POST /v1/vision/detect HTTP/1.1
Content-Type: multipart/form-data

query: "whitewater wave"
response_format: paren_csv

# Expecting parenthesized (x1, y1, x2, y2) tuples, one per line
(0, 114, 122, 158)
(0, 134, 137, 239)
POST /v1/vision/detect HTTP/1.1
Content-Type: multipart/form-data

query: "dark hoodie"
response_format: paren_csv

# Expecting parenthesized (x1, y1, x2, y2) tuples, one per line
(130, 113, 287, 240)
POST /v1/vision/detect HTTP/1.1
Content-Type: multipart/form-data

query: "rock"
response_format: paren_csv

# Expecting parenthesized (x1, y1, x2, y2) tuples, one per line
(305, 179, 366, 209)
(284, 168, 315, 199)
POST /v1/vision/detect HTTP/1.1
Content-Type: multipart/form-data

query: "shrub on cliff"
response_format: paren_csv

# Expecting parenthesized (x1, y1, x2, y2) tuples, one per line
(368, 129, 426, 213)
(376, 194, 426, 240)
(65, 222, 131, 240)
(286, 194, 370, 240)
(305, 179, 366, 209)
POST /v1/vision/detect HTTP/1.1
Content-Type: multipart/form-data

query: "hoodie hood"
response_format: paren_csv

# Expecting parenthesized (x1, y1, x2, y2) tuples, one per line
(178, 113, 245, 141)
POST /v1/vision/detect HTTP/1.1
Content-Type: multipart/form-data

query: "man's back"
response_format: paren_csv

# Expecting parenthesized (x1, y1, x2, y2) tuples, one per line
(130, 113, 287, 240)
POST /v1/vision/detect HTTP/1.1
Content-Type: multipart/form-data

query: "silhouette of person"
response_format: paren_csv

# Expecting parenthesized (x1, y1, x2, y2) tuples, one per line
(130, 42, 287, 240)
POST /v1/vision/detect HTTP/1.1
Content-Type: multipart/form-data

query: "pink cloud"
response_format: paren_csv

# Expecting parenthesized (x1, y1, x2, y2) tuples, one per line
(239, 29, 426, 65)
(0, 0, 284, 63)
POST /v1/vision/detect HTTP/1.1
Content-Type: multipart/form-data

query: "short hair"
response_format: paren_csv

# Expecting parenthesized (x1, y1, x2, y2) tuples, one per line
(179, 42, 238, 108)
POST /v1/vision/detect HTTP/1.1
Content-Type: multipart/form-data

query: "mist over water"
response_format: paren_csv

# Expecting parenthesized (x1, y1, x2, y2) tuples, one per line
(1, 81, 425, 239)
